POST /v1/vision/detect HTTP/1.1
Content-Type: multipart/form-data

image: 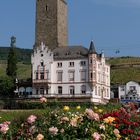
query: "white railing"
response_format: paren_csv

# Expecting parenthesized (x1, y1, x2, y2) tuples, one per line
(28, 93, 92, 98)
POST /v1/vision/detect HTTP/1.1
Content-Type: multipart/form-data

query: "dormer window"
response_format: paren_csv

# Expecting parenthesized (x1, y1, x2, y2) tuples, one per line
(77, 51, 81, 55)
(66, 52, 70, 55)
(54, 52, 58, 56)
(80, 61, 86, 66)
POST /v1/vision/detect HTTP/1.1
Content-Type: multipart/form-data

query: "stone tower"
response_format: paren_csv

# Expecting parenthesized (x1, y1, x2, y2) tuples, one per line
(35, 0, 67, 50)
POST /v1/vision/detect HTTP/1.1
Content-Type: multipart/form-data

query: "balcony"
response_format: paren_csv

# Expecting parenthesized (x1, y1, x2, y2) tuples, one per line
(33, 79, 50, 83)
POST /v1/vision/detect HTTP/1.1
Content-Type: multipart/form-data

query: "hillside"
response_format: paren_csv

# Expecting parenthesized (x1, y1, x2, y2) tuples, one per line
(0, 46, 140, 83)
(0, 47, 32, 63)
(108, 57, 140, 84)
(0, 60, 31, 80)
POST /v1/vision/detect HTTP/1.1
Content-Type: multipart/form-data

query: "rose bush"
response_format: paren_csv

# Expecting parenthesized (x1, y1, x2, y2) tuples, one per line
(0, 102, 140, 139)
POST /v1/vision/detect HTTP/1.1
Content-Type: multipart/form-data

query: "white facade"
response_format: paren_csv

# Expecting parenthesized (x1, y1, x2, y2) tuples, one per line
(31, 42, 110, 103)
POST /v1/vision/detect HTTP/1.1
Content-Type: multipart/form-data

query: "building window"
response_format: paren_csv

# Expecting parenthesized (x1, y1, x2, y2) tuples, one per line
(90, 72, 93, 80)
(90, 58, 92, 64)
(36, 72, 38, 79)
(107, 89, 109, 97)
(69, 71, 75, 81)
(81, 85, 86, 94)
(98, 72, 100, 82)
(57, 62, 62, 68)
(58, 86, 62, 94)
(80, 70, 86, 81)
(120, 86, 125, 91)
(80, 61, 86, 66)
(93, 71, 96, 80)
(95, 86, 97, 95)
(98, 87, 101, 96)
(69, 62, 74, 67)
(69, 86, 75, 95)
(57, 71, 63, 82)
(40, 71, 44, 79)
(41, 61, 44, 67)
(129, 86, 136, 91)
(46, 70, 49, 80)
(36, 89, 39, 95)
(40, 88, 44, 95)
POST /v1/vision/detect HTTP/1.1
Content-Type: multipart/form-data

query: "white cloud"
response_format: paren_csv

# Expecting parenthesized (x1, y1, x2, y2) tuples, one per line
(90, 0, 140, 7)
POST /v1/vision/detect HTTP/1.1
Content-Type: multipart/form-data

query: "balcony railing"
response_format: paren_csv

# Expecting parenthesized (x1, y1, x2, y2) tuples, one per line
(27, 93, 92, 98)
(33, 79, 50, 83)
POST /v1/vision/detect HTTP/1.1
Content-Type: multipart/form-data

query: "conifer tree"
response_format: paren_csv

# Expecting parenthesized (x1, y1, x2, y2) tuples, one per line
(6, 36, 17, 79)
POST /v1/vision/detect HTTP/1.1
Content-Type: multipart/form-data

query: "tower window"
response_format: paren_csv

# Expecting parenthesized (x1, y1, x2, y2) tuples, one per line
(90, 72, 93, 80)
(90, 58, 92, 64)
(46, 5, 48, 11)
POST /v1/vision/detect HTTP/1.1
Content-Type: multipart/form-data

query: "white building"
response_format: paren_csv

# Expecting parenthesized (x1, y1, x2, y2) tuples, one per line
(119, 81, 140, 101)
(31, 41, 110, 103)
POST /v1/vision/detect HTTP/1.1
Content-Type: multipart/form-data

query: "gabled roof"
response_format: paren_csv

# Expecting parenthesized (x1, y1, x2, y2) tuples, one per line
(53, 46, 88, 60)
(88, 40, 96, 54)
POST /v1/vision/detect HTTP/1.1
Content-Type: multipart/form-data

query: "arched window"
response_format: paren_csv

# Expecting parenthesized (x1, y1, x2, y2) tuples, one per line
(26, 87, 32, 95)
(40, 60, 44, 79)
(19, 87, 25, 96)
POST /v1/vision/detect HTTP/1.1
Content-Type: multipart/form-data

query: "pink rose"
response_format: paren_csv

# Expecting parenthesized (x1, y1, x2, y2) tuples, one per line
(0, 123, 9, 134)
(92, 132, 101, 140)
(85, 109, 99, 121)
(36, 133, 44, 140)
(27, 115, 37, 124)
(61, 116, 69, 122)
(113, 129, 120, 135)
(70, 118, 77, 127)
(49, 126, 58, 135)
(40, 97, 47, 103)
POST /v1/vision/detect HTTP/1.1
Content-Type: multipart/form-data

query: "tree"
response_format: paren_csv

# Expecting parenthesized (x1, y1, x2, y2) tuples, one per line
(6, 36, 17, 79)
(0, 75, 15, 97)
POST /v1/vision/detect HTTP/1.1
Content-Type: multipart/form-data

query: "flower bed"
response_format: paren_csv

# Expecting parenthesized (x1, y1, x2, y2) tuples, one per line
(0, 100, 140, 139)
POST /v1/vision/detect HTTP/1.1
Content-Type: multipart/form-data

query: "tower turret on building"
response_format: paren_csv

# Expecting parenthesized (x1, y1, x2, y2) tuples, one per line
(35, 0, 68, 50)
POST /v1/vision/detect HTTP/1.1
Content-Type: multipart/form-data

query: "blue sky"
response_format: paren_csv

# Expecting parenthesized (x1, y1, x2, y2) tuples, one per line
(0, 0, 140, 57)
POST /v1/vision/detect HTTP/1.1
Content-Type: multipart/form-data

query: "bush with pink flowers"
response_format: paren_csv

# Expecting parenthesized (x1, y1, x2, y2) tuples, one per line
(0, 102, 140, 139)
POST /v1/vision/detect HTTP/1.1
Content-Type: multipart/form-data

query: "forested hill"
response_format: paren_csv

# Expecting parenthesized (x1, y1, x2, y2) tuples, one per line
(0, 47, 32, 63)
